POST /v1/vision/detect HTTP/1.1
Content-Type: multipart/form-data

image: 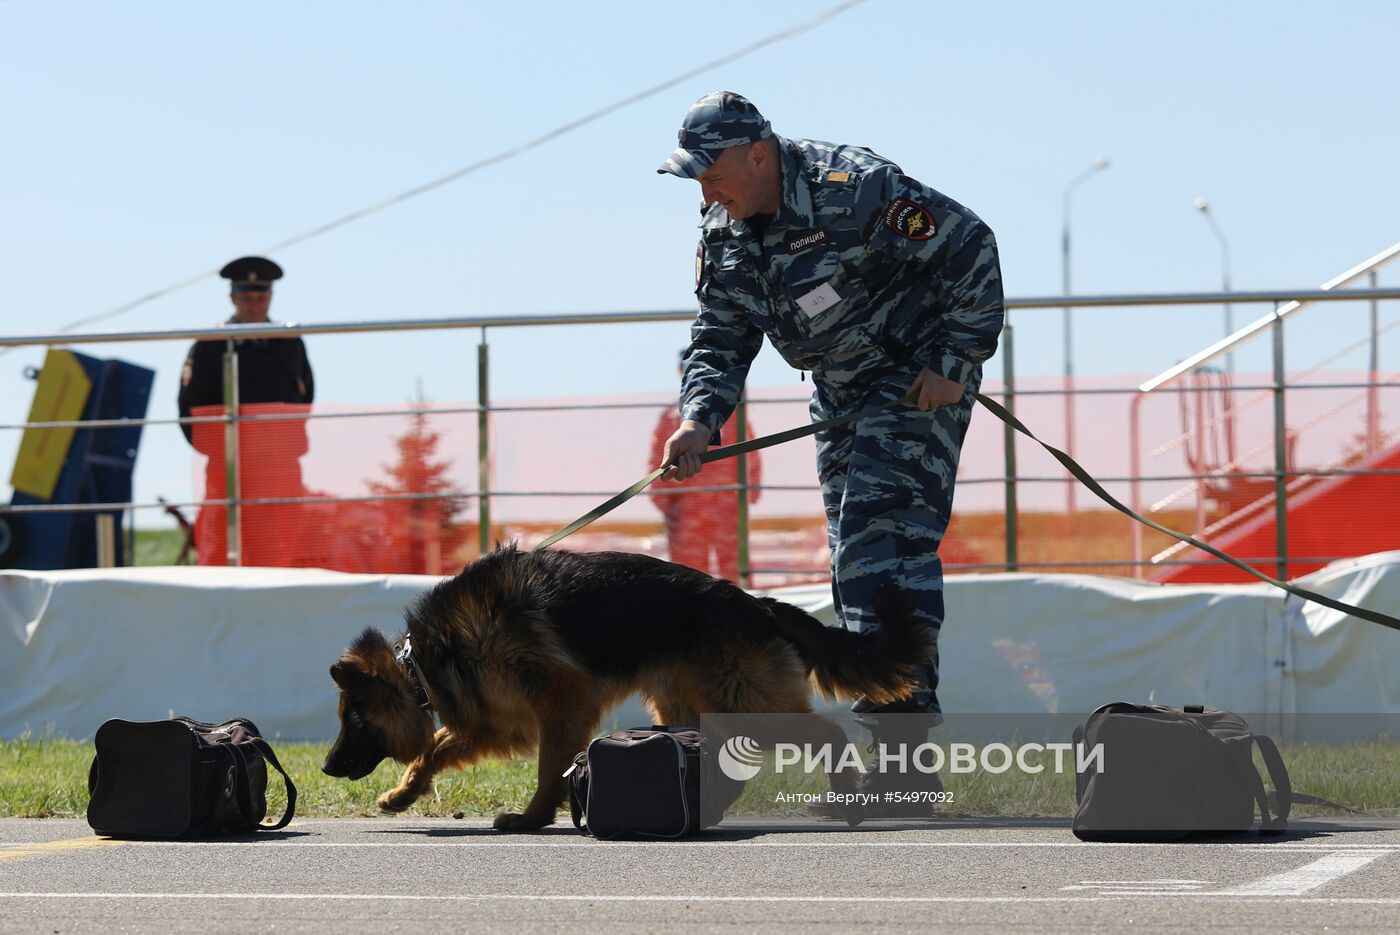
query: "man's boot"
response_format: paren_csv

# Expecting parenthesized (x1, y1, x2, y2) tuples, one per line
(808, 713, 943, 820)
(853, 713, 944, 818)
(809, 656, 943, 820)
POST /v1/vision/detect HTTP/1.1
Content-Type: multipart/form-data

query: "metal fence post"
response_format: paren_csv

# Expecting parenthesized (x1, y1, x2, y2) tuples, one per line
(1368, 270, 1380, 456)
(736, 391, 751, 588)
(222, 339, 241, 566)
(1128, 392, 1145, 577)
(95, 513, 116, 568)
(478, 330, 491, 557)
(1271, 303, 1289, 581)
(1000, 323, 1018, 570)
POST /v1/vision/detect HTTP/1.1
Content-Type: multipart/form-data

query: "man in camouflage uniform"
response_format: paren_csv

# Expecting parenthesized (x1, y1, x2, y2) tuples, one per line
(657, 92, 1004, 815)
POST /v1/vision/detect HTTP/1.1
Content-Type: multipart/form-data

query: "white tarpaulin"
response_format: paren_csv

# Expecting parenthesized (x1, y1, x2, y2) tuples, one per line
(3, 555, 1400, 740)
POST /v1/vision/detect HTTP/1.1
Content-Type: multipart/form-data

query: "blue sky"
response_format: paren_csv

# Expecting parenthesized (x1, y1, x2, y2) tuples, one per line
(2, 0, 1397, 515)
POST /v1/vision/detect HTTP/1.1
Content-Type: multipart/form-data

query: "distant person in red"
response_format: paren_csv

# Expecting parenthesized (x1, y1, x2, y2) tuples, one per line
(649, 353, 761, 582)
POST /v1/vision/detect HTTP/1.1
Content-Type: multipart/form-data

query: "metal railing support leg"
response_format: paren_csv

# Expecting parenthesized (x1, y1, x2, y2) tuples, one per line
(1128, 391, 1145, 577)
(222, 339, 241, 566)
(478, 331, 491, 557)
(1271, 304, 1289, 581)
(1368, 270, 1380, 456)
(1000, 323, 1018, 570)
(736, 392, 751, 588)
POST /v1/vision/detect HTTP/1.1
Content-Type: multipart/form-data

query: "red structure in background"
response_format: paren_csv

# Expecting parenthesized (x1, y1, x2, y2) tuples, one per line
(1154, 439, 1400, 584)
(191, 403, 470, 573)
(191, 403, 312, 567)
(175, 376, 1396, 585)
(1149, 370, 1400, 583)
(648, 408, 761, 583)
(365, 405, 471, 575)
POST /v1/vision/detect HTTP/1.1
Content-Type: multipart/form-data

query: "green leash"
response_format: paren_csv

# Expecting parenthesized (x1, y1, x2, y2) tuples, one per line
(533, 390, 1400, 632)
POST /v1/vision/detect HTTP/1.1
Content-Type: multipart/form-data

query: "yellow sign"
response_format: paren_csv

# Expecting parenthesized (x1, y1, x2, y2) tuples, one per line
(10, 349, 92, 500)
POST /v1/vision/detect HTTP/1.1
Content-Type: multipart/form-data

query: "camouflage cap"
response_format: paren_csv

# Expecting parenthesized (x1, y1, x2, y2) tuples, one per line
(657, 91, 773, 179)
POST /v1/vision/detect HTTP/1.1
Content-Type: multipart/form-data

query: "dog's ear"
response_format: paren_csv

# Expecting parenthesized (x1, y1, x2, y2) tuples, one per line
(330, 658, 369, 693)
(349, 627, 394, 659)
(332, 628, 394, 692)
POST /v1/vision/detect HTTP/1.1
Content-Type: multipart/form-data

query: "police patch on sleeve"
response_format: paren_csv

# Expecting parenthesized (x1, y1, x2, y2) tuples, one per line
(695, 241, 703, 286)
(785, 228, 829, 254)
(882, 197, 936, 241)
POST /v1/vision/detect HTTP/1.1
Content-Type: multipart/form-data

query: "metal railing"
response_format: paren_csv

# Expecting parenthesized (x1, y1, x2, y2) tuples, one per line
(3, 274, 1398, 580)
(1128, 243, 1400, 580)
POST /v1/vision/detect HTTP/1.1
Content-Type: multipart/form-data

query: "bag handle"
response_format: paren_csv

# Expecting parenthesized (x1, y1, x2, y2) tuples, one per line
(1243, 753, 1277, 833)
(566, 752, 588, 832)
(1252, 734, 1291, 831)
(245, 737, 298, 830)
(1070, 724, 1090, 803)
(568, 776, 587, 832)
(569, 787, 586, 831)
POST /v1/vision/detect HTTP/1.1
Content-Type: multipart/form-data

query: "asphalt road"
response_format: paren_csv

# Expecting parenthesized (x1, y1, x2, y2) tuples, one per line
(3, 817, 1400, 933)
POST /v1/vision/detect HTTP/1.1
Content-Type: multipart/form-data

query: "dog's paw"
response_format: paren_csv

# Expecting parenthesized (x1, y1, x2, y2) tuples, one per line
(376, 786, 421, 813)
(492, 811, 553, 833)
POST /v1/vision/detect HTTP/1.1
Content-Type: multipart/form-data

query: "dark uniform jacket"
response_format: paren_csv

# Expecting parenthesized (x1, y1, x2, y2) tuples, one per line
(177, 323, 314, 444)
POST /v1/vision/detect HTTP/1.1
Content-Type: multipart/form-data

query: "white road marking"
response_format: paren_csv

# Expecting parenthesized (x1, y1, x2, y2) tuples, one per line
(4, 891, 1400, 905)
(1217, 851, 1390, 896)
(1062, 880, 1210, 893)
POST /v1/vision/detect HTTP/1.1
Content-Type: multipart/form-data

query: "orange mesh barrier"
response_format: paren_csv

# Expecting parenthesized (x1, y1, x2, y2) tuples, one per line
(187, 372, 1400, 585)
(191, 403, 311, 568)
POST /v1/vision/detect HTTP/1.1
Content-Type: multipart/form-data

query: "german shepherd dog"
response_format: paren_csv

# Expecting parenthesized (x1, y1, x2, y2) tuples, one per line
(322, 546, 934, 830)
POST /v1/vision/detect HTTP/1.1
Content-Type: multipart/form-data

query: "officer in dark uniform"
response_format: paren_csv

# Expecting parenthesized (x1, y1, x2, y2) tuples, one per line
(178, 256, 314, 566)
(177, 256, 313, 442)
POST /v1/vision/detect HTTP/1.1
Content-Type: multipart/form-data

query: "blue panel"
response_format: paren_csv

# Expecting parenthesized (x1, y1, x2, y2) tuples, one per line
(7, 351, 155, 569)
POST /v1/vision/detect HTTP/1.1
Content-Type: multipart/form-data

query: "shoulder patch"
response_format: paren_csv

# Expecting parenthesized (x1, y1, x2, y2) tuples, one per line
(826, 170, 851, 183)
(882, 197, 936, 241)
(695, 241, 703, 286)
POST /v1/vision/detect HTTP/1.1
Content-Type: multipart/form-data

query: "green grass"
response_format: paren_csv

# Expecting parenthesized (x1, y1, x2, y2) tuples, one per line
(132, 527, 191, 566)
(6, 732, 1399, 822)
(0, 732, 535, 820)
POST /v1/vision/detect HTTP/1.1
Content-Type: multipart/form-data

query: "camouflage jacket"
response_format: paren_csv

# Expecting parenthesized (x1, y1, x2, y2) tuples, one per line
(680, 137, 1004, 440)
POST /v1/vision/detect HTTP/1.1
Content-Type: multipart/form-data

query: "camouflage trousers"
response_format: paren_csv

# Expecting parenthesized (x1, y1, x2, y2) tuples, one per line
(811, 368, 980, 717)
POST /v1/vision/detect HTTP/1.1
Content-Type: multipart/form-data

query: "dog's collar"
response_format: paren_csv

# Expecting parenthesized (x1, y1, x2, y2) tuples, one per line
(396, 636, 433, 711)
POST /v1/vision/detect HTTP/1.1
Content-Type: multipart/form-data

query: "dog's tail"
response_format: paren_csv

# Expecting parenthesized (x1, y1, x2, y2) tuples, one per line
(759, 591, 935, 705)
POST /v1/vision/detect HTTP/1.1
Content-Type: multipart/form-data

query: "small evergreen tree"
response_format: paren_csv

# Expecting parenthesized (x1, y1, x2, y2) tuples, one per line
(366, 385, 468, 573)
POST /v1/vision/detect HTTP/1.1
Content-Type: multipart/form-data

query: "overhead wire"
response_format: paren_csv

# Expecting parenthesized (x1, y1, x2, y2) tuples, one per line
(29, 0, 870, 345)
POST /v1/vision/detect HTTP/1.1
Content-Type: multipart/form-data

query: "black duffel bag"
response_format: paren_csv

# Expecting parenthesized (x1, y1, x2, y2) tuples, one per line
(87, 716, 297, 838)
(568, 726, 726, 840)
(1072, 702, 1291, 841)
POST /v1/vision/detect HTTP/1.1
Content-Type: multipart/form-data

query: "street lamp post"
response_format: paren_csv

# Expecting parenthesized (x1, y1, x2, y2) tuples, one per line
(1194, 196, 1236, 485)
(1061, 156, 1109, 515)
(1194, 197, 1234, 372)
